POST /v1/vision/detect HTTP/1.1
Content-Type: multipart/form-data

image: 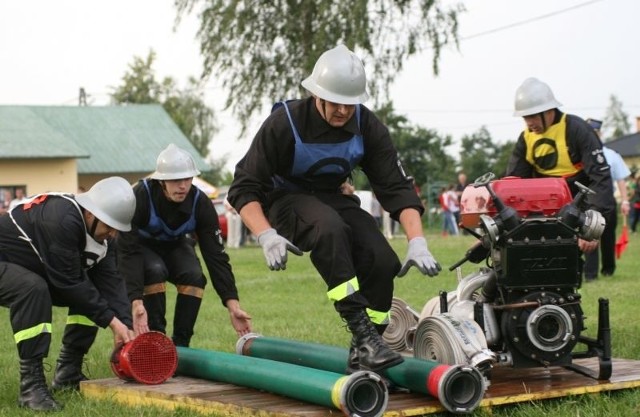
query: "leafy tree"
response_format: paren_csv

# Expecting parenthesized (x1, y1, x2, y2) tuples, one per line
(111, 50, 219, 160)
(602, 94, 631, 141)
(382, 102, 455, 185)
(459, 127, 513, 181)
(175, 0, 465, 135)
(493, 141, 517, 179)
(200, 157, 230, 187)
(349, 102, 455, 201)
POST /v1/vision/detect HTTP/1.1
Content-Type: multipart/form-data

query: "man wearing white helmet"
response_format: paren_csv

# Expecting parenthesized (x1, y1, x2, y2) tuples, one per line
(0, 177, 136, 411)
(506, 77, 616, 256)
(228, 44, 441, 375)
(117, 144, 252, 349)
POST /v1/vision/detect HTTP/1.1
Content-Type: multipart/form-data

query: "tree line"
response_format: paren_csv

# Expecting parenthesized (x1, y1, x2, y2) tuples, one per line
(107, 1, 633, 193)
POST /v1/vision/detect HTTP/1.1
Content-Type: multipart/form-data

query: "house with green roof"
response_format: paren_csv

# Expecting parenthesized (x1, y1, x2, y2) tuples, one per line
(604, 117, 640, 174)
(0, 104, 210, 205)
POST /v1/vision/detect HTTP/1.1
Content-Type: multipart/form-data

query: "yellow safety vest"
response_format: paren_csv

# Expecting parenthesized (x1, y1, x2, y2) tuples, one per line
(523, 114, 580, 177)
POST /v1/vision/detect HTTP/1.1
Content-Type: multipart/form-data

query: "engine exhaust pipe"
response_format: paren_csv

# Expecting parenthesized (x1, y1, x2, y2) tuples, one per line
(176, 346, 388, 417)
(237, 334, 485, 414)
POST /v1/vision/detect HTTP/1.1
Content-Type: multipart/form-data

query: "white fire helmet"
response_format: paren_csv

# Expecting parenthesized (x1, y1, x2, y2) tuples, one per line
(76, 176, 136, 232)
(150, 144, 201, 180)
(301, 44, 369, 105)
(513, 77, 562, 117)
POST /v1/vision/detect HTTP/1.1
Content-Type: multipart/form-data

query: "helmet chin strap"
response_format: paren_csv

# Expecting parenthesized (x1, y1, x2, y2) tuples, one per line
(89, 217, 100, 239)
(538, 112, 547, 132)
(82, 208, 101, 240)
(318, 98, 328, 121)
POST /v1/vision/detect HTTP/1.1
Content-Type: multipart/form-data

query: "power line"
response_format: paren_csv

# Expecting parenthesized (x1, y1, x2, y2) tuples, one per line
(396, 105, 640, 114)
(460, 0, 604, 41)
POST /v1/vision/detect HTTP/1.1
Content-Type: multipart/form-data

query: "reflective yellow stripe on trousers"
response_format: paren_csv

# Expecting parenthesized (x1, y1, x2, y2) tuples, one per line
(366, 308, 390, 326)
(14, 323, 52, 344)
(326, 277, 360, 302)
(66, 315, 96, 327)
(326, 278, 390, 325)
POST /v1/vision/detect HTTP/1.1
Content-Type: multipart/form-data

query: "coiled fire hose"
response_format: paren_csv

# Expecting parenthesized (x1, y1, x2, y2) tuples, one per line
(413, 314, 495, 371)
(382, 298, 419, 352)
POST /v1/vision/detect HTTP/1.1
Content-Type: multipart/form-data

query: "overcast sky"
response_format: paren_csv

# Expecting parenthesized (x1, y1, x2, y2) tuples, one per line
(1, 0, 638, 172)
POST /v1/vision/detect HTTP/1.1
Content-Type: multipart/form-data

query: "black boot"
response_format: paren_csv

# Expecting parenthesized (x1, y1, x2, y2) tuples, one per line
(19, 358, 63, 411)
(144, 292, 167, 334)
(373, 323, 407, 393)
(340, 310, 404, 372)
(172, 293, 202, 347)
(345, 336, 359, 374)
(51, 346, 87, 391)
(374, 324, 388, 336)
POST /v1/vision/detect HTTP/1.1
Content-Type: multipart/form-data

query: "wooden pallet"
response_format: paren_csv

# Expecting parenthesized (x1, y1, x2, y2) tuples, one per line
(80, 357, 640, 416)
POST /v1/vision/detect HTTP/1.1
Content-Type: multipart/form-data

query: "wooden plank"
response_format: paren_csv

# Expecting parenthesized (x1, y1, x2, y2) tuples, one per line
(80, 357, 640, 417)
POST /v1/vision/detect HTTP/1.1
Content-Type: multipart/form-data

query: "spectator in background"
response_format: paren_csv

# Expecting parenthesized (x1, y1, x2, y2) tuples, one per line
(583, 119, 631, 280)
(447, 184, 460, 233)
(8, 187, 27, 210)
(439, 186, 458, 236)
(371, 194, 383, 229)
(628, 172, 639, 225)
(454, 172, 467, 233)
(0, 189, 12, 215)
(224, 198, 244, 249)
(454, 172, 467, 205)
(631, 176, 640, 233)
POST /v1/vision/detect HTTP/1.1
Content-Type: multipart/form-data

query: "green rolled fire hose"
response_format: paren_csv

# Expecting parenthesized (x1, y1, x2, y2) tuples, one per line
(176, 346, 388, 417)
(236, 334, 486, 414)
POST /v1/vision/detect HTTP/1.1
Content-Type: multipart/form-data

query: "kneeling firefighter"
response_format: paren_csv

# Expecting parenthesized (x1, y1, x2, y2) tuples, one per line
(0, 177, 136, 411)
(117, 144, 252, 348)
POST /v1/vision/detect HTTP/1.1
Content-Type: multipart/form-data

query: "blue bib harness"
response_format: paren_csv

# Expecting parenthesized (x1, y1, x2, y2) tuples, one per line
(272, 101, 364, 191)
(138, 179, 200, 241)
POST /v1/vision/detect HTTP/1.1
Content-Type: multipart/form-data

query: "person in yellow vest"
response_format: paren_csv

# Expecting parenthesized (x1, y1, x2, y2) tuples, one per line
(505, 77, 615, 256)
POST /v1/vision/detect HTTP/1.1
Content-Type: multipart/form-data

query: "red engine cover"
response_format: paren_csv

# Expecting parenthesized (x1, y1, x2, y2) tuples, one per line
(460, 176, 572, 228)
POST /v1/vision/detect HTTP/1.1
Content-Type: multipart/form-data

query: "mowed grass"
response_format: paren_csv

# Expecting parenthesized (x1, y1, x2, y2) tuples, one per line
(0, 228, 639, 416)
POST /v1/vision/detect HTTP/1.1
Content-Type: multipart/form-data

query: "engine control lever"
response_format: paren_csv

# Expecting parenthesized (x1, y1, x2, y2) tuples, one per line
(449, 242, 490, 271)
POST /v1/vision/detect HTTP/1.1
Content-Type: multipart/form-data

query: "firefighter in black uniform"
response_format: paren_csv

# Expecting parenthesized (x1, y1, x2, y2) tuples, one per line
(0, 177, 136, 411)
(506, 77, 616, 254)
(227, 44, 441, 374)
(117, 144, 251, 348)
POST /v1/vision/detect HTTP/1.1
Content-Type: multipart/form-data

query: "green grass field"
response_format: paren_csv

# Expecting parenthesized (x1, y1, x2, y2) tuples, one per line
(0, 230, 639, 416)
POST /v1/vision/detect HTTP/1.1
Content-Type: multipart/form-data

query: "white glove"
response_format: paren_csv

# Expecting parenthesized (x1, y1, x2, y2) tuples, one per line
(257, 228, 303, 271)
(398, 237, 441, 277)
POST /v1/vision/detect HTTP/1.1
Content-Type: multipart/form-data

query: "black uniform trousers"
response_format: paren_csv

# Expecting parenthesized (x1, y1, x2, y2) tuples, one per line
(268, 192, 401, 314)
(140, 238, 206, 342)
(584, 208, 618, 278)
(0, 262, 100, 359)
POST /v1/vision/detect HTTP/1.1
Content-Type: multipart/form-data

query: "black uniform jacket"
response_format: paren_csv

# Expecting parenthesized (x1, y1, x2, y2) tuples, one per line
(227, 97, 423, 219)
(117, 179, 239, 305)
(506, 111, 616, 215)
(0, 196, 132, 328)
